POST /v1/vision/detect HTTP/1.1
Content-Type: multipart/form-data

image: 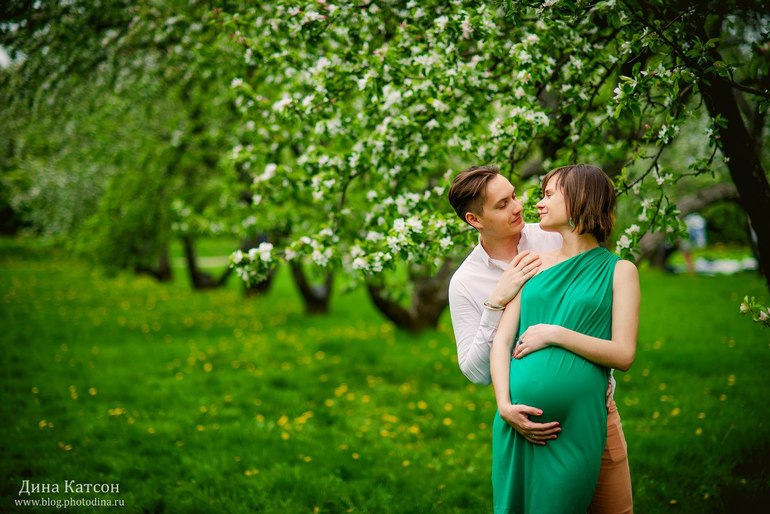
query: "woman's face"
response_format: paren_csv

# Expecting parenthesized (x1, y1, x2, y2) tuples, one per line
(536, 176, 570, 232)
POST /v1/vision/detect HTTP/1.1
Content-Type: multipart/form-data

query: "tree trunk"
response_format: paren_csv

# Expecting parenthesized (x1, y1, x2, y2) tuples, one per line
(698, 75, 770, 290)
(134, 242, 173, 282)
(366, 261, 455, 332)
(181, 235, 232, 289)
(289, 261, 333, 314)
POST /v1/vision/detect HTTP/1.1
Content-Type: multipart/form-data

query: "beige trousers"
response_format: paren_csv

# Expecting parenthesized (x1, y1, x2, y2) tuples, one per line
(589, 401, 633, 514)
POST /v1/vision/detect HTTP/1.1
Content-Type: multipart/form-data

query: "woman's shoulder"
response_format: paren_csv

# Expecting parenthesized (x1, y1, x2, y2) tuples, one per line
(614, 258, 639, 280)
(537, 250, 562, 268)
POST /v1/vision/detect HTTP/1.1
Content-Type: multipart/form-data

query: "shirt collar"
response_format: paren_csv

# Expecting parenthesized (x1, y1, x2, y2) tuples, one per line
(475, 235, 510, 271)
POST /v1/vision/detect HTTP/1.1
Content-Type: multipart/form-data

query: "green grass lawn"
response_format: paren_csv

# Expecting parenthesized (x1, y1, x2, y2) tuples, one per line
(1, 238, 768, 513)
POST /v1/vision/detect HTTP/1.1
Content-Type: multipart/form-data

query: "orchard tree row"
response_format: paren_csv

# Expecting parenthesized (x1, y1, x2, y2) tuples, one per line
(1, 1, 768, 329)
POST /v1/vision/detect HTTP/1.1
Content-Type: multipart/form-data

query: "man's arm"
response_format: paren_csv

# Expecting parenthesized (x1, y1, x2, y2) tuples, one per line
(449, 251, 541, 385)
(448, 283, 500, 385)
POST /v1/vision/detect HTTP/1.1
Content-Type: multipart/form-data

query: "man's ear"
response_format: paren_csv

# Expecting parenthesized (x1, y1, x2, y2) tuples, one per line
(465, 211, 482, 230)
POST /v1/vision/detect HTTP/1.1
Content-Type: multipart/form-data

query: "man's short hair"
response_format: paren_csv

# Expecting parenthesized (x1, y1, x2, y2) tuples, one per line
(448, 165, 500, 225)
(541, 164, 616, 243)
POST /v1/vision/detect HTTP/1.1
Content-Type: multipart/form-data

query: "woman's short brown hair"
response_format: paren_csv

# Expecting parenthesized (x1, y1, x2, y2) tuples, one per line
(448, 165, 500, 225)
(541, 164, 616, 242)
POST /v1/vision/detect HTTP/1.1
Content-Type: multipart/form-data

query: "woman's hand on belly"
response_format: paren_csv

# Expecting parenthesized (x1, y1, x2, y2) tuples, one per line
(514, 323, 561, 359)
(498, 403, 561, 445)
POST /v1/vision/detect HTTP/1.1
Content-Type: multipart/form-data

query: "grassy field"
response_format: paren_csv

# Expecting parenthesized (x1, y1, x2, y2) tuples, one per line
(1, 238, 769, 513)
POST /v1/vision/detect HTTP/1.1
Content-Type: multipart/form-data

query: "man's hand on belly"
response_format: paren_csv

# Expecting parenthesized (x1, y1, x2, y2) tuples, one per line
(499, 403, 561, 445)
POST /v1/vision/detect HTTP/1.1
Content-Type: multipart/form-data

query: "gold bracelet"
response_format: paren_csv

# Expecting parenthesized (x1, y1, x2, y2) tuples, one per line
(483, 300, 505, 311)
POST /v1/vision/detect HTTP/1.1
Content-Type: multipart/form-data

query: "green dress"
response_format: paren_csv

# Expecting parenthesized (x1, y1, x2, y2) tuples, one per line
(492, 247, 619, 514)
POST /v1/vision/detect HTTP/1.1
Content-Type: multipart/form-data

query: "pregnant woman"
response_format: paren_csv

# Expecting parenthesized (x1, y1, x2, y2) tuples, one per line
(490, 164, 640, 513)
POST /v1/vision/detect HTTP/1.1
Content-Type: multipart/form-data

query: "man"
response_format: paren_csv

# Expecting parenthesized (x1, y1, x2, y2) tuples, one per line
(447, 165, 633, 513)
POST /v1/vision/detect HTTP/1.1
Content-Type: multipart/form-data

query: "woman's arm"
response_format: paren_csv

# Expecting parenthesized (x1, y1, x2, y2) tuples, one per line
(492, 294, 561, 445)
(514, 260, 640, 371)
(490, 295, 521, 411)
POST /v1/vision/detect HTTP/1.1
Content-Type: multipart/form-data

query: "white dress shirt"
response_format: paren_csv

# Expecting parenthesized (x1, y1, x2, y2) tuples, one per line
(448, 223, 562, 385)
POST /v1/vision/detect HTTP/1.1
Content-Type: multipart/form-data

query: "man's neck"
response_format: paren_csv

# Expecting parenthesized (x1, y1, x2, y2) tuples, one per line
(480, 232, 522, 262)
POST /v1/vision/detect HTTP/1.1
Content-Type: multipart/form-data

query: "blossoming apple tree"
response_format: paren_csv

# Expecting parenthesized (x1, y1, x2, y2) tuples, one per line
(220, 0, 769, 329)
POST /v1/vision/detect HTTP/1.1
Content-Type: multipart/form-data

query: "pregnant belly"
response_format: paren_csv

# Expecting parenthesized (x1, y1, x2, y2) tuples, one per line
(508, 347, 607, 423)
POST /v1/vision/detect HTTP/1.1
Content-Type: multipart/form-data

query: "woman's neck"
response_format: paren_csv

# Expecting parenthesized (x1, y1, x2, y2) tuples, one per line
(557, 232, 599, 258)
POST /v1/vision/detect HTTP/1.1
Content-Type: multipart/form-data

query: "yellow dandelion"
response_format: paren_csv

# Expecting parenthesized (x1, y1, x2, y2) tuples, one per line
(147, 427, 156, 434)
(203, 362, 213, 372)
(652, 411, 660, 419)
(324, 399, 335, 407)
(277, 415, 289, 426)
(417, 401, 428, 410)
(361, 395, 371, 404)
(303, 456, 312, 463)
(402, 460, 410, 467)
(38, 420, 48, 428)
(383, 414, 399, 424)
(409, 425, 420, 435)
(32, 387, 39, 394)
(319, 374, 329, 383)
(658, 383, 667, 391)
(175, 372, 184, 381)
(467, 433, 477, 440)
(695, 427, 703, 436)
(670, 407, 681, 417)
(698, 412, 706, 420)
(442, 418, 453, 426)
(334, 384, 349, 397)
(642, 368, 650, 377)
(443, 403, 453, 412)
(281, 432, 290, 440)
(352, 453, 360, 460)
(719, 394, 727, 401)
(88, 388, 97, 396)
(196, 425, 205, 431)
(727, 374, 736, 386)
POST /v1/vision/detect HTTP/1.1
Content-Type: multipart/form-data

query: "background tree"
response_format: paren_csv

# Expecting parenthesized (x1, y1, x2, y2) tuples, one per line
(222, 1, 769, 330)
(0, 0, 252, 287)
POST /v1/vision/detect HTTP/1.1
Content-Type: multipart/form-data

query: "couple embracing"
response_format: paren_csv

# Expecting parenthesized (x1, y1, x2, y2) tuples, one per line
(448, 164, 639, 514)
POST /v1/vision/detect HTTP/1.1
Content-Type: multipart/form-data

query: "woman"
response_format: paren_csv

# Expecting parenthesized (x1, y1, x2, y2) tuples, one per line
(490, 164, 640, 514)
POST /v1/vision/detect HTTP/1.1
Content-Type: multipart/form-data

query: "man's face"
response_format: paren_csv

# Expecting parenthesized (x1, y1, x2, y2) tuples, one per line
(472, 174, 525, 238)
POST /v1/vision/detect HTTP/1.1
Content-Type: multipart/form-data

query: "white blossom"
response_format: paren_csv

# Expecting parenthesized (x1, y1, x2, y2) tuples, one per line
(615, 235, 632, 252)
